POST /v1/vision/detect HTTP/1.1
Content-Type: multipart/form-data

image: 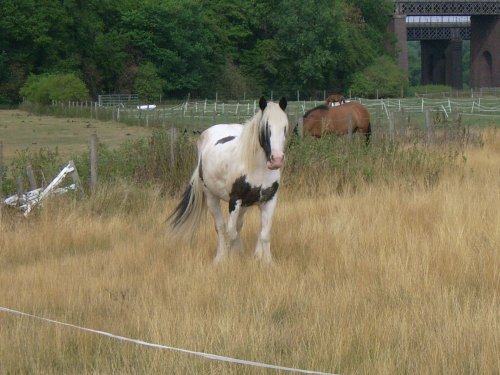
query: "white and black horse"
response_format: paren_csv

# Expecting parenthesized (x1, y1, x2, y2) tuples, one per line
(170, 97, 289, 263)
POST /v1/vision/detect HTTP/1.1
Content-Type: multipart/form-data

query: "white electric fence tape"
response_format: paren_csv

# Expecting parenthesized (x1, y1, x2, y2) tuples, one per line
(0, 306, 337, 375)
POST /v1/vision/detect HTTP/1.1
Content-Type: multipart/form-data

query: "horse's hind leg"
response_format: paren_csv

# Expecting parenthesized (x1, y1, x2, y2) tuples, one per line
(205, 191, 228, 264)
(254, 198, 277, 263)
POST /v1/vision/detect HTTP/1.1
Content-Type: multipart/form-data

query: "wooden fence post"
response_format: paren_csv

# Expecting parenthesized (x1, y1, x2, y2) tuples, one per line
(0, 141, 3, 199)
(425, 109, 433, 146)
(26, 164, 37, 191)
(400, 108, 406, 139)
(170, 126, 177, 169)
(16, 176, 24, 206)
(90, 133, 98, 193)
(68, 160, 84, 196)
(388, 111, 395, 143)
(297, 117, 304, 138)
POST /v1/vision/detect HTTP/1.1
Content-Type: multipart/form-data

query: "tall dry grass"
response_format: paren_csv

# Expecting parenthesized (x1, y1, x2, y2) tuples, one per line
(0, 130, 499, 374)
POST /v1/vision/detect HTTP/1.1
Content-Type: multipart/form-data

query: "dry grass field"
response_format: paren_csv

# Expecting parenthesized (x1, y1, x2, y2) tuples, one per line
(0, 129, 499, 374)
(0, 110, 151, 162)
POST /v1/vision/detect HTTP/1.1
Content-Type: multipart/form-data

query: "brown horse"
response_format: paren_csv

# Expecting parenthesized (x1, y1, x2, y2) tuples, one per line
(303, 102, 371, 144)
(325, 94, 345, 106)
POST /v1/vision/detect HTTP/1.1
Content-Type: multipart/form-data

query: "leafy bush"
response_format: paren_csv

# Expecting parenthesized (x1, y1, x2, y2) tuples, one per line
(133, 62, 165, 103)
(20, 73, 89, 104)
(2, 148, 65, 194)
(350, 56, 409, 98)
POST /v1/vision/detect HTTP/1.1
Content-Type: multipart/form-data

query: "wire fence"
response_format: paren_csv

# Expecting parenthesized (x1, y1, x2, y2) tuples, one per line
(43, 96, 500, 140)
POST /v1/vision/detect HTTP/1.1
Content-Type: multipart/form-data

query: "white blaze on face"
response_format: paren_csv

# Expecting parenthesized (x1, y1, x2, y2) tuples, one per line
(265, 103, 288, 170)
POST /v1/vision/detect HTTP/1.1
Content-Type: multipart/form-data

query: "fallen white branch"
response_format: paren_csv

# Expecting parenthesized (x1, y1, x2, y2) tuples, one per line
(2, 161, 82, 216)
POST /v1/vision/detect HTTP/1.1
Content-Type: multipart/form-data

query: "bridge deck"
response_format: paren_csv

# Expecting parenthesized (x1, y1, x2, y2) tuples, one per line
(395, 1, 500, 16)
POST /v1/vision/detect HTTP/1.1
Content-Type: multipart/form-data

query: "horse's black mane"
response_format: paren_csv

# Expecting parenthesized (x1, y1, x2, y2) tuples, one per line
(303, 104, 329, 118)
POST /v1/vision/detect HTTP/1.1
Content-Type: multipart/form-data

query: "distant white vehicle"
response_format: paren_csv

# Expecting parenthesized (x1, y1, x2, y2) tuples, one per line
(137, 104, 156, 110)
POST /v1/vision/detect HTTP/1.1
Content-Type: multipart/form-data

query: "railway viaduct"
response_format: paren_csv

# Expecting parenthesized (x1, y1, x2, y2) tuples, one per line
(390, 0, 500, 88)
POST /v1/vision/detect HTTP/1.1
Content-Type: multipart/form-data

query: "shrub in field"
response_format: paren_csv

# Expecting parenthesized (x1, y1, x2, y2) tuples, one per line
(20, 73, 89, 104)
(73, 128, 197, 194)
(283, 135, 462, 194)
(350, 56, 409, 98)
(2, 148, 65, 195)
(2, 129, 196, 197)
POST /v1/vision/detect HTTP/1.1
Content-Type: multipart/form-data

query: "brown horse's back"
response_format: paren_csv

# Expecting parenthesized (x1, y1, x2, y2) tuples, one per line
(303, 102, 371, 143)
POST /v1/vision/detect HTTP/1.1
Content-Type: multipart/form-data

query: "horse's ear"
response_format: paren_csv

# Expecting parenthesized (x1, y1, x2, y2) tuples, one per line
(259, 96, 267, 111)
(279, 97, 287, 111)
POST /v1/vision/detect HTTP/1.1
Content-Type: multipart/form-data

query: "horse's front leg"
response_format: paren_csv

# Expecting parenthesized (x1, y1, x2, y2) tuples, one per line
(205, 191, 227, 264)
(227, 200, 246, 254)
(254, 198, 277, 263)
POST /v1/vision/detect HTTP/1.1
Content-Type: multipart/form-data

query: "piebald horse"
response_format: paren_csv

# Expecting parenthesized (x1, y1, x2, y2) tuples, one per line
(170, 97, 289, 263)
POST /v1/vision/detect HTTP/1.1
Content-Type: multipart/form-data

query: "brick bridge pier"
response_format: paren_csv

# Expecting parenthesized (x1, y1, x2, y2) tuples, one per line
(390, 0, 500, 88)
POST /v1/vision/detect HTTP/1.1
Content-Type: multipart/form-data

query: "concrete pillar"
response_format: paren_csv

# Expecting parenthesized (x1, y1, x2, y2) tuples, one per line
(470, 15, 500, 88)
(389, 14, 408, 74)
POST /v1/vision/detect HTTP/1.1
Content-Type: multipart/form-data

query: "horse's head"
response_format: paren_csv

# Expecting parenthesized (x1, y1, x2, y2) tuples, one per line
(326, 94, 345, 107)
(258, 96, 288, 170)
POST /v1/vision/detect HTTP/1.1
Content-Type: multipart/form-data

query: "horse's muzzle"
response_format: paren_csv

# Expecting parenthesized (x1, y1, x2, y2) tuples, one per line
(267, 153, 284, 170)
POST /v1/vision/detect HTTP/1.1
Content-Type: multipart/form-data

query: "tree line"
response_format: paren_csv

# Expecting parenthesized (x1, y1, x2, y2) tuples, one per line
(0, 0, 404, 104)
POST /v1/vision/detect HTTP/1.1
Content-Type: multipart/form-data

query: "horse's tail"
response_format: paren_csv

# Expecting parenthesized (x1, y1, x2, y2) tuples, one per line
(365, 122, 372, 146)
(169, 159, 206, 239)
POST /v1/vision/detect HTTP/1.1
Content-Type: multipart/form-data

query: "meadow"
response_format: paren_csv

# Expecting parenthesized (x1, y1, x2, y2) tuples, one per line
(0, 109, 151, 162)
(0, 106, 498, 373)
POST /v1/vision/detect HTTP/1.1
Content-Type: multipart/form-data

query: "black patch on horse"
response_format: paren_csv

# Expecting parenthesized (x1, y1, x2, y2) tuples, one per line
(259, 121, 271, 161)
(260, 181, 280, 202)
(229, 175, 279, 212)
(215, 136, 235, 145)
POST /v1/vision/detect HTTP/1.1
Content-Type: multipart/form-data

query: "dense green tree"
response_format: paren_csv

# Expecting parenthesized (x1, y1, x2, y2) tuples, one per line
(350, 56, 409, 98)
(0, 0, 400, 103)
(121, 1, 224, 97)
